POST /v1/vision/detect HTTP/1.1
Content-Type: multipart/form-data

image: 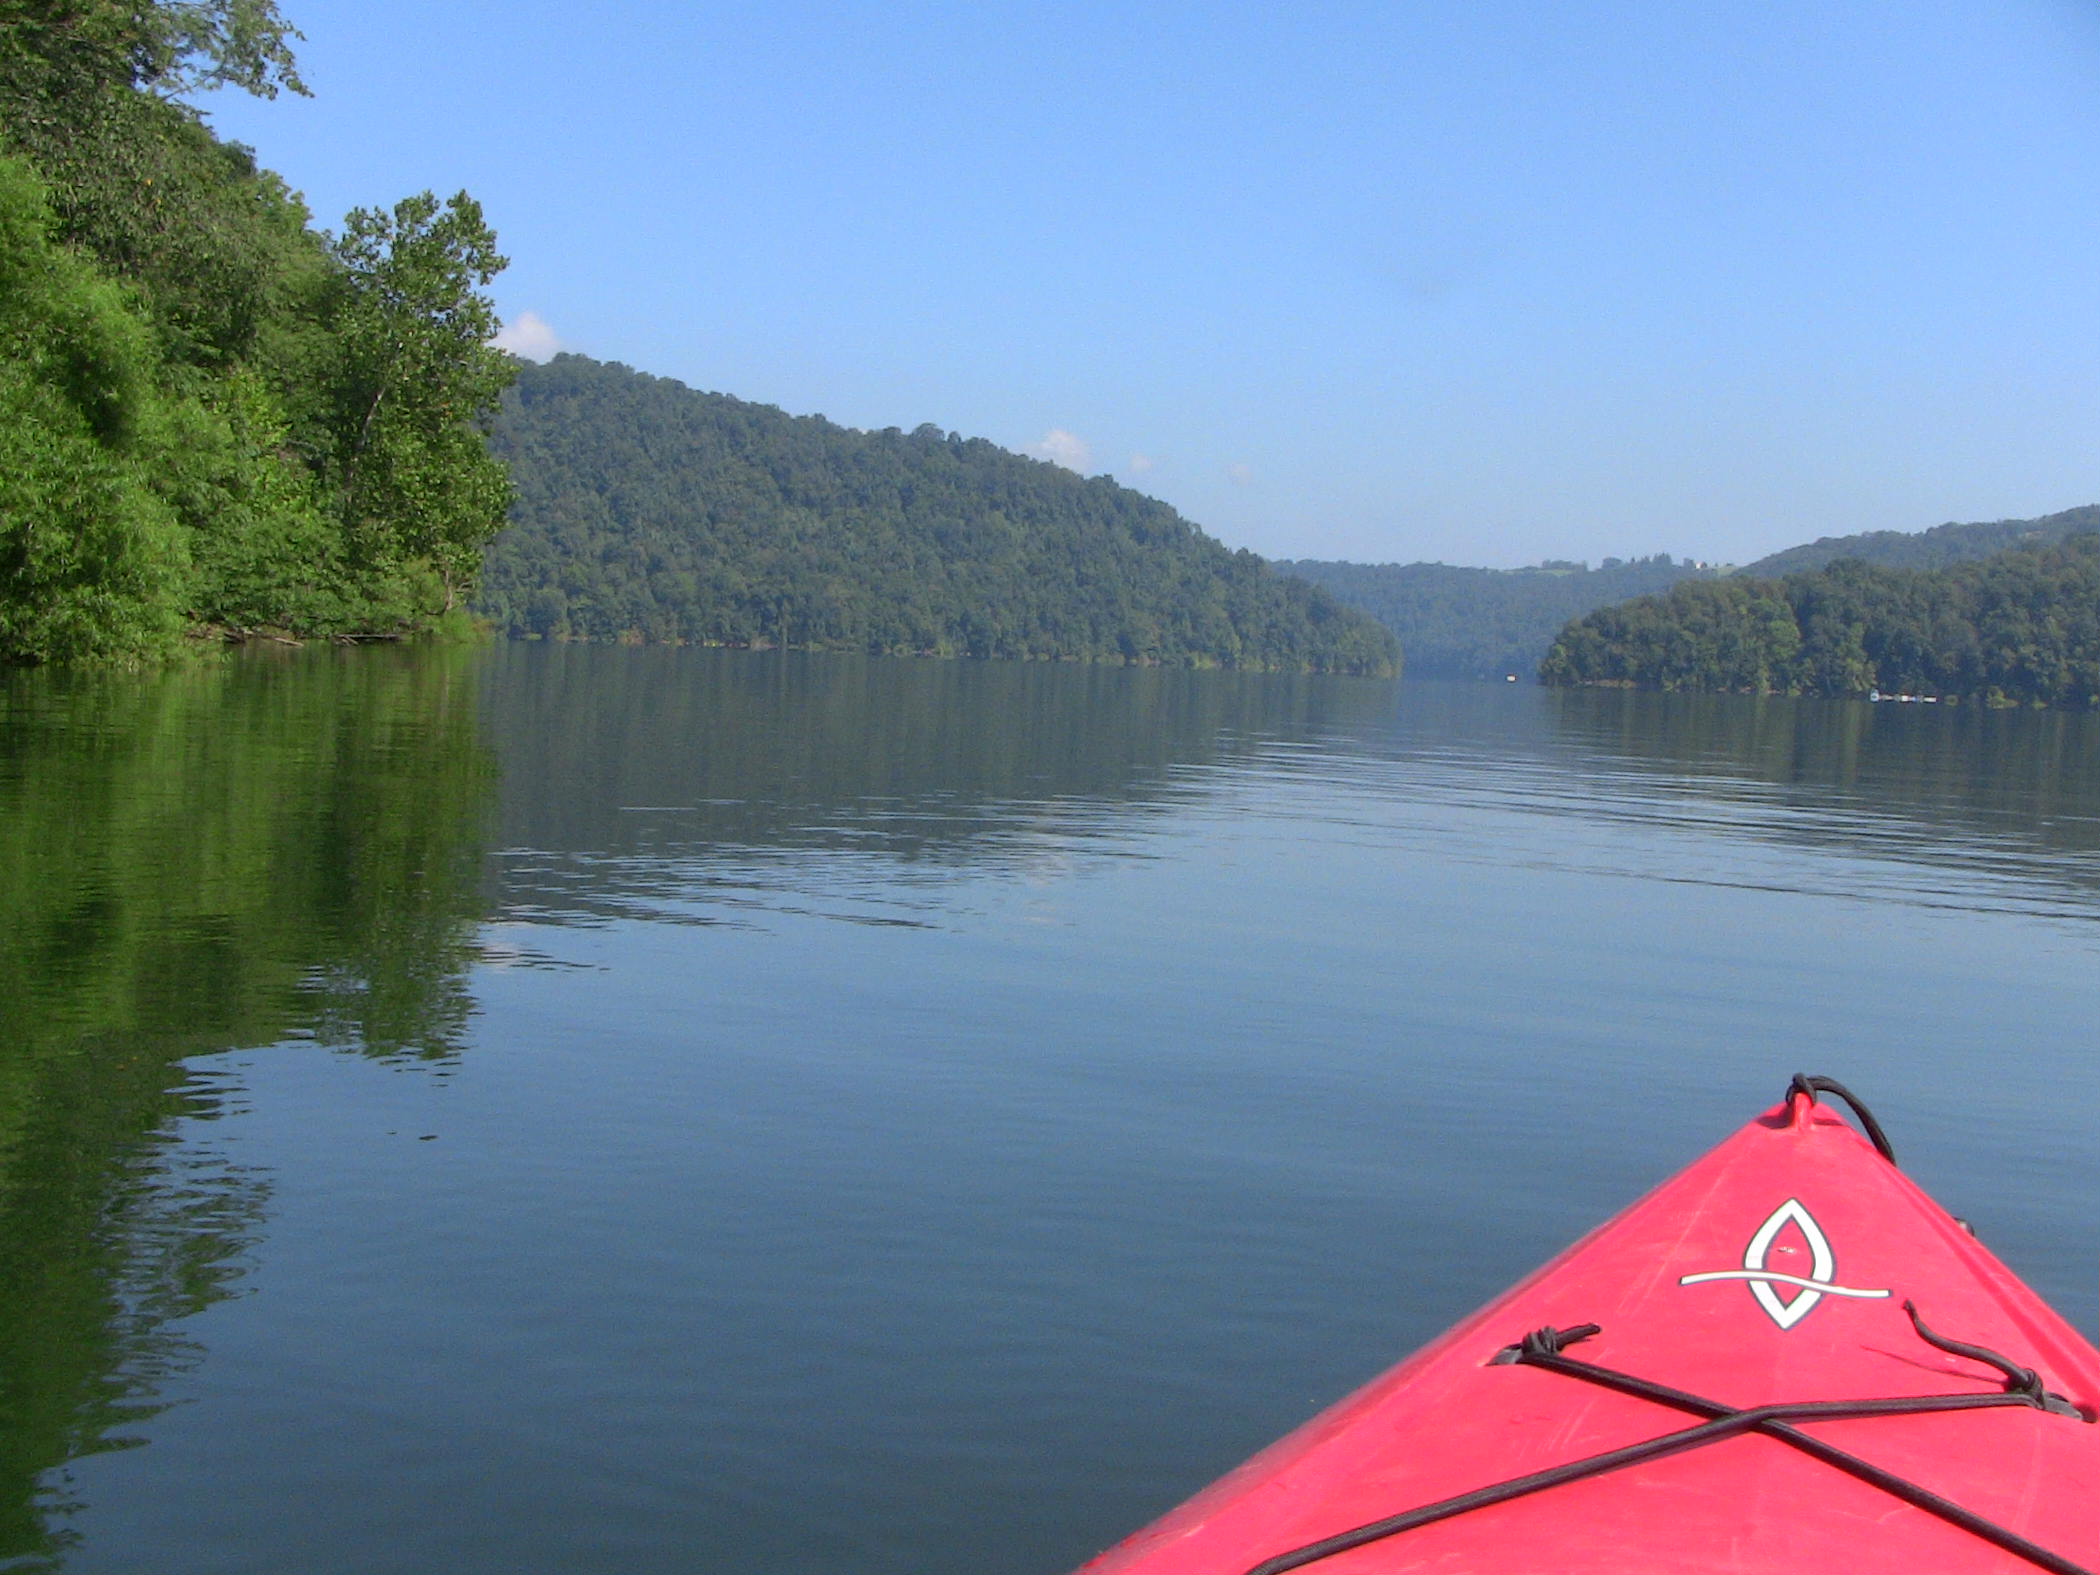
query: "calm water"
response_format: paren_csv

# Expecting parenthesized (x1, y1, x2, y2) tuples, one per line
(1, 647, 2096, 1573)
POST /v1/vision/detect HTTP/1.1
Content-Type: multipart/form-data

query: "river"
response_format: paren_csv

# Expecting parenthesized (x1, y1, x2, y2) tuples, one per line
(1, 645, 2095, 1573)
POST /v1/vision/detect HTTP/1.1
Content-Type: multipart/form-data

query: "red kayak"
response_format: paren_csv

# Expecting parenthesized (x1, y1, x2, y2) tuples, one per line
(1077, 1078, 2100, 1574)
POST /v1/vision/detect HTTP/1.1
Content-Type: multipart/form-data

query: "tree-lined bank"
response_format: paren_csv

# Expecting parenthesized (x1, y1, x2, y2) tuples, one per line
(0, 0, 514, 663)
(1541, 534, 2100, 707)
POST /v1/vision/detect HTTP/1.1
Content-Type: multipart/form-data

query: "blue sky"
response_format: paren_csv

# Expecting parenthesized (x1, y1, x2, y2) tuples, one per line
(203, 0, 2100, 567)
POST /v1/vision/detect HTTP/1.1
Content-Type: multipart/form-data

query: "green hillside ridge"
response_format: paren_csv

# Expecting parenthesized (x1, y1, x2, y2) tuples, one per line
(1285, 504, 2100, 681)
(1740, 504, 2100, 578)
(1274, 554, 1720, 679)
(1540, 533, 2100, 708)
(478, 355, 1398, 676)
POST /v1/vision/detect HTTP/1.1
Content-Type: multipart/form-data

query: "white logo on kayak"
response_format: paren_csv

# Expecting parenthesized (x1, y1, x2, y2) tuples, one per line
(1677, 1198, 1891, 1330)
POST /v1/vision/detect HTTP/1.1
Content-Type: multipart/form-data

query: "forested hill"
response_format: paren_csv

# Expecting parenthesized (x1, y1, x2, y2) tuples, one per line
(1540, 534, 2100, 708)
(1741, 505, 2100, 578)
(1273, 555, 1716, 679)
(478, 356, 1398, 675)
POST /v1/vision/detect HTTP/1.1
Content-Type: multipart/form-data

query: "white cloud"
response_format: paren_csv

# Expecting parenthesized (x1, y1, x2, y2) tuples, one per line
(1029, 428, 1092, 473)
(1126, 452, 1157, 475)
(492, 310, 562, 361)
(1226, 462, 1255, 487)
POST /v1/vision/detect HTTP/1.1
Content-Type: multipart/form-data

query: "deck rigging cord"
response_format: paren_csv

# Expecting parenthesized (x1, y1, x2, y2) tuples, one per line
(1242, 1313, 2091, 1575)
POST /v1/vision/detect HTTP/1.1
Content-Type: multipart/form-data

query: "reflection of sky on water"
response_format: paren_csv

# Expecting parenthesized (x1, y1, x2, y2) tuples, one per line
(1210, 735, 2100, 932)
(484, 656, 2100, 937)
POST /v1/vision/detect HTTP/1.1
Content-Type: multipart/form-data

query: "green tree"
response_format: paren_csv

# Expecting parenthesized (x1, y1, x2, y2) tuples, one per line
(0, 0, 306, 100)
(0, 152, 191, 661)
(0, 2, 517, 660)
(328, 191, 515, 617)
(0, 0, 324, 371)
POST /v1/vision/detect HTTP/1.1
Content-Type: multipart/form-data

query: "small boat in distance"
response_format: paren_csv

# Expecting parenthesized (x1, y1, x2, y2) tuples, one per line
(1073, 1077, 2100, 1574)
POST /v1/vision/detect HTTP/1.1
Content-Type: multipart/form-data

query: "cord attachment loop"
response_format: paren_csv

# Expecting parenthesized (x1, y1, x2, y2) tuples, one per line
(1788, 1073, 1898, 1165)
(1905, 1300, 2089, 1420)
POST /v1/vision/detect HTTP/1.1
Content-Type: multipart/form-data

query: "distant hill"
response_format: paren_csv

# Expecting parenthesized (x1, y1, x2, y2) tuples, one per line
(1289, 503, 2100, 681)
(1541, 533, 2100, 707)
(1274, 555, 1718, 679)
(1741, 505, 2100, 578)
(479, 356, 1397, 675)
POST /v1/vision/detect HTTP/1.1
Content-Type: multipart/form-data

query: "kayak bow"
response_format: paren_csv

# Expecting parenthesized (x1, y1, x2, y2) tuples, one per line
(1077, 1077, 2100, 1574)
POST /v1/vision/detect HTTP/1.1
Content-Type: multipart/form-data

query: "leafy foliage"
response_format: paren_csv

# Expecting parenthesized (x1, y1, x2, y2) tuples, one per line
(0, 0, 306, 103)
(1540, 535, 2100, 708)
(327, 192, 514, 613)
(480, 356, 1398, 675)
(1275, 554, 1713, 678)
(0, 153, 189, 661)
(0, 1, 513, 662)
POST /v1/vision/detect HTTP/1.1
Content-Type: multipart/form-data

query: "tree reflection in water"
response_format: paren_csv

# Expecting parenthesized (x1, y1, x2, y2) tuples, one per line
(0, 649, 495, 1567)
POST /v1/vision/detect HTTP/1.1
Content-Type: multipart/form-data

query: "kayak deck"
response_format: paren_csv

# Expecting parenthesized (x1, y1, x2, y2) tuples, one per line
(1076, 1084, 2100, 1574)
